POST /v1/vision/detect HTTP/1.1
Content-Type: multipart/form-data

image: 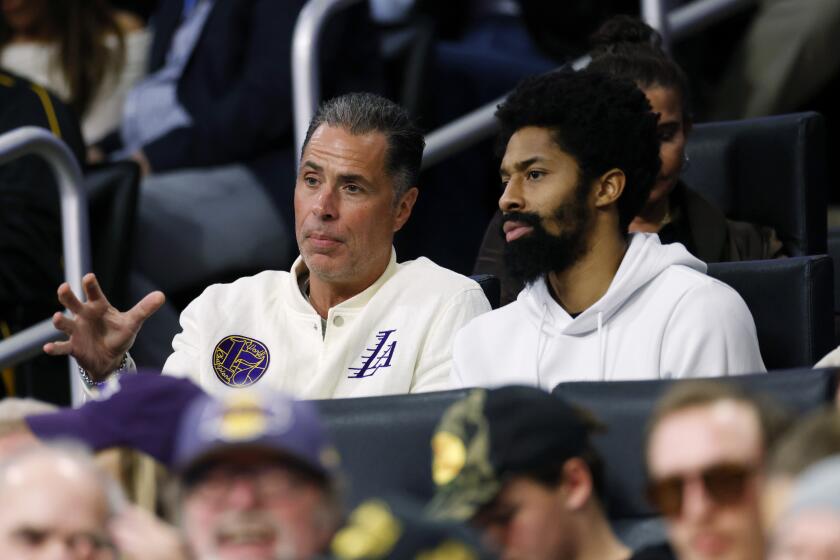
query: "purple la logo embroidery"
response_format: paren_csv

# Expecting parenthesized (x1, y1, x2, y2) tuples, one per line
(348, 329, 397, 378)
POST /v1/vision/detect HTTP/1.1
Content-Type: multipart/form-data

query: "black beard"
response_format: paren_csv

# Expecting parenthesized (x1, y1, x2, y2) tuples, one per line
(501, 185, 591, 285)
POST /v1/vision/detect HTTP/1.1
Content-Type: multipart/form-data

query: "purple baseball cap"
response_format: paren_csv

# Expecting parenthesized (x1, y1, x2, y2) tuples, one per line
(173, 391, 340, 480)
(25, 370, 205, 466)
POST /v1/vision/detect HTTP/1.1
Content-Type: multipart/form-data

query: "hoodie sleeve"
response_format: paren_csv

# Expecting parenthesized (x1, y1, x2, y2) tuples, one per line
(660, 280, 766, 377)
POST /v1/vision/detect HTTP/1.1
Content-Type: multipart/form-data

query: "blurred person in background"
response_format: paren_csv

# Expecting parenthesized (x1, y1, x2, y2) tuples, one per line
(0, 0, 149, 145)
(645, 380, 789, 560)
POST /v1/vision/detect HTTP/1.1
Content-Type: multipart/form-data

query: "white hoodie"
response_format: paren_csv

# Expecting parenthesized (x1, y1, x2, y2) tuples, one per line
(452, 233, 765, 390)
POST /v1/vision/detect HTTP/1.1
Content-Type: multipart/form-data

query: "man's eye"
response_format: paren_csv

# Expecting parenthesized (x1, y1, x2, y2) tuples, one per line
(527, 170, 543, 180)
(304, 176, 319, 187)
(14, 528, 47, 546)
(344, 184, 362, 194)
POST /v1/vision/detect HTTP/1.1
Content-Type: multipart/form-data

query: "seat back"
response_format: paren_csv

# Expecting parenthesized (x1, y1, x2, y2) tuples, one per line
(553, 368, 838, 548)
(683, 112, 827, 256)
(469, 274, 500, 309)
(707, 255, 834, 369)
(85, 161, 140, 309)
(316, 389, 470, 506)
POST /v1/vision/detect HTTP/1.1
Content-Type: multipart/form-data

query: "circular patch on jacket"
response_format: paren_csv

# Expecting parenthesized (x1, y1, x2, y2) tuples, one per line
(212, 335, 270, 387)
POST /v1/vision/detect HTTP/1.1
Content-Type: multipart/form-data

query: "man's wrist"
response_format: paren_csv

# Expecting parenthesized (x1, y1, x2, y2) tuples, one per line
(78, 354, 133, 389)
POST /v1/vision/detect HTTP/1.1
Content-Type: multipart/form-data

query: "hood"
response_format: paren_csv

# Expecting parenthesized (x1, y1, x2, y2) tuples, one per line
(520, 233, 706, 337)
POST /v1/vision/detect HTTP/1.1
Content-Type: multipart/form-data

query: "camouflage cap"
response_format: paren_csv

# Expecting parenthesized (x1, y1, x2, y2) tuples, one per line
(329, 496, 495, 560)
(426, 386, 593, 521)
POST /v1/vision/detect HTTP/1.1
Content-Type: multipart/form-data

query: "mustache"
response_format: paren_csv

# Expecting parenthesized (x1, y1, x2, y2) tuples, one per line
(499, 211, 544, 241)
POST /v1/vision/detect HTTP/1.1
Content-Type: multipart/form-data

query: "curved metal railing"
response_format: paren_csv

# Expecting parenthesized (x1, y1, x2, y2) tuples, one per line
(0, 126, 89, 405)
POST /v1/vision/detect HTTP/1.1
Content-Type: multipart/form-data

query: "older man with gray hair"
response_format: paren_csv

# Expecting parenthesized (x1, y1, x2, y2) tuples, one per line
(45, 92, 491, 398)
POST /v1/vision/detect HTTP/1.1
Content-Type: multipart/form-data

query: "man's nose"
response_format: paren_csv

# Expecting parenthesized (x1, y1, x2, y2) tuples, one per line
(499, 178, 524, 213)
(681, 477, 715, 522)
(226, 478, 261, 510)
(312, 187, 338, 220)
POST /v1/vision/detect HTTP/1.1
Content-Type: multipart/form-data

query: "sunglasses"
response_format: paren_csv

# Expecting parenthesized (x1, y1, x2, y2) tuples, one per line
(646, 462, 756, 517)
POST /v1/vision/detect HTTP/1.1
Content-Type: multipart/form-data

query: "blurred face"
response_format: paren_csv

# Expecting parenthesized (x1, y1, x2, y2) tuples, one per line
(473, 477, 575, 560)
(0, 456, 114, 560)
(498, 126, 594, 283)
(295, 125, 416, 289)
(647, 401, 765, 560)
(642, 86, 687, 209)
(181, 455, 336, 560)
(1, 0, 49, 35)
(769, 510, 840, 560)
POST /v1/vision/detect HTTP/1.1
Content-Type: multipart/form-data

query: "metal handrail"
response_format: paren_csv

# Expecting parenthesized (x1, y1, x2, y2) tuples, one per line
(420, 0, 758, 169)
(292, 0, 366, 164)
(0, 126, 89, 406)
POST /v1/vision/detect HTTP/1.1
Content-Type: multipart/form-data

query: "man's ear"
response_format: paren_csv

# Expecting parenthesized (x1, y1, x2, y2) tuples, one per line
(593, 169, 625, 209)
(560, 458, 594, 511)
(393, 187, 419, 232)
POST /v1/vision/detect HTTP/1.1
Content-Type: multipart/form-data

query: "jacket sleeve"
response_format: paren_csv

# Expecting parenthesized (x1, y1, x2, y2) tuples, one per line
(660, 280, 766, 378)
(142, 0, 301, 172)
(410, 286, 491, 393)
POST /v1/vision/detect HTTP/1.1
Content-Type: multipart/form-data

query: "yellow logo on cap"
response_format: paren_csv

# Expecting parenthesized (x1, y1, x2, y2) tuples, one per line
(331, 500, 401, 559)
(431, 432, 467, 486)
(417, 540, 478, 560)
(218, 394, 268, 441)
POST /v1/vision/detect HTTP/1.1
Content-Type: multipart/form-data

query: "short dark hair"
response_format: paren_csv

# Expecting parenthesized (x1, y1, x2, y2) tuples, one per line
(495, 70, 661, 233)
(588, 15, 693, 123)
(302, 92, 425, 199)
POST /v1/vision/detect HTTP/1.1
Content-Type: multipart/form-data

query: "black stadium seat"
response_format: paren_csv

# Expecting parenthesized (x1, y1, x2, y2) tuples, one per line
(552, 368, 838, 549)
(682, 112, 827, 256)
(315, 368, 836, 546)
(469, 274, 501, 309)
(707, 255, 834, 369)
(316, 389, 469, 506)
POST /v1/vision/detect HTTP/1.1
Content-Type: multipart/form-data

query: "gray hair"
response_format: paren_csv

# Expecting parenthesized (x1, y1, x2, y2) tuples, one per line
(301, 92, 425, 199)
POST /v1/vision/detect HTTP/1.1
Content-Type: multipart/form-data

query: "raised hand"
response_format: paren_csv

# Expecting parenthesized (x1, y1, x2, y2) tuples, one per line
(43, 273, 165, 381)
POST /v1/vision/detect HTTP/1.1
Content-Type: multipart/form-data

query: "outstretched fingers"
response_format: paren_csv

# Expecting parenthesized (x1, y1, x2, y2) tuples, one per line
(43, 339, 73, 356)
(51, 311, 75, 335)
(56, 282, 85, 315)
(126, 291, 166, 328)
(82, 273, 106, 302)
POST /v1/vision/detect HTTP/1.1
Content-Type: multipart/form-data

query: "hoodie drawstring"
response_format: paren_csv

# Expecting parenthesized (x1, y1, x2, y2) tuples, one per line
(535, 303, 549, 387)
(597, 311, 607, 380)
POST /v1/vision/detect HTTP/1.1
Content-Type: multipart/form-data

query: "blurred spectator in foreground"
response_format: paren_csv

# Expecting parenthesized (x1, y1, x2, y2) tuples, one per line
(427, 386, 673, 560)
(329, 496, 495, 559)
(0, 0, 149, 145)
(762, 408, 840, 533)
(0, 398, 56, 457)
(768, 455, 840, 560)
(168, 391, 343, 559)
(0, 444, 124, 559)
(645, 380, 789, 560)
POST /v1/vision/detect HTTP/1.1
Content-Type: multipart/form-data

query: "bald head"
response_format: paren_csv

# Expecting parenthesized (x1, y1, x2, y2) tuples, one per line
(0, 445, 123, 559)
